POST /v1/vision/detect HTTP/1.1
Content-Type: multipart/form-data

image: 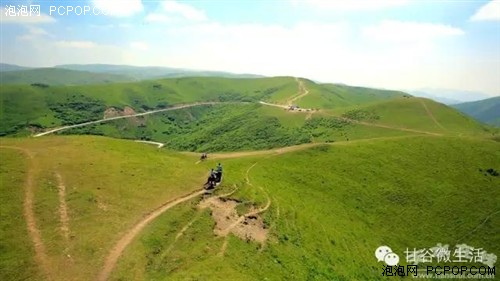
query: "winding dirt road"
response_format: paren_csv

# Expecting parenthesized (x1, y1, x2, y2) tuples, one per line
(134, 140, 164, 148)
(287, 78, 310, 105)
(34, 102, 227, 137)
(0, 146, 53, 280)
(96, 189, 205, 281)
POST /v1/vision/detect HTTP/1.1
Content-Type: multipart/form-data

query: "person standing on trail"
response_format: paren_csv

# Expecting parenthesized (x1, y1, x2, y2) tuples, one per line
(207, 169, 216, 184)
(215, 163, 223, 182)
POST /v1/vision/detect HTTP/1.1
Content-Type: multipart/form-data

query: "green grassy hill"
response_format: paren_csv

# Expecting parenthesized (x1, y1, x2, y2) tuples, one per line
(329, 97, 491, 135)
(0, 76, 295, 136)
(294, 81, 409, 109)
(1, 135, 498, 280)
(0, 68, 135, 86)
(2, 76, 495, 150)
(452, 96, 500, 127)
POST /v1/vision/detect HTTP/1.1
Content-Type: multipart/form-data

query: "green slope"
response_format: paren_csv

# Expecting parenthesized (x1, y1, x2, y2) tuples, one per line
(296, 81, 408, 109)
(0, 76, 297, 136)
(330, 97, 492, 136)
(452, 96, 500, 127)
(112, 136, 500, 280)
(1, 133, 499, 280)
(2, 76, 493, 150)
(0, 68, 135, 85)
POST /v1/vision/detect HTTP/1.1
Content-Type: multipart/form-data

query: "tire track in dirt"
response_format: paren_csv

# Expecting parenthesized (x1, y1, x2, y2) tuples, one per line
(164, 185, 241, 256)
(419, 99, 446, 131)
(0, 146, 53, 280)
(287, 78, 310, 105)
(218, 163, 271, 256)
(320, 111, 444, 136)
(55, 172, 71, 242)
(165, 211, 204, 253)
(456, 209, 500, 243)
(97, 189, 205, 281)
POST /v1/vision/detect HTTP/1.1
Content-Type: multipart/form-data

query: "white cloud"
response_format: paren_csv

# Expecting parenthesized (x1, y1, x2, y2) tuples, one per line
(470, 0, 500, 21)
(55, 41, 98, 49)
(16, 26, 50, 41)
(145, 13, 171, 23)
(363, 20, 464, 42)
(28, 26, 48, 35)
(92, 0, 143, 17)
(130, 41, 149, 50)
(161, 1, 207, 21)
(296, 0, 408, 10)
(0, 8, 56, 24)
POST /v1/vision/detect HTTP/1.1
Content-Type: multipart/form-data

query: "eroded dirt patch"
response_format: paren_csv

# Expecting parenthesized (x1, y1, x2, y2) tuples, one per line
(103, 106, 144, 126)
(199, 197, 268, 243)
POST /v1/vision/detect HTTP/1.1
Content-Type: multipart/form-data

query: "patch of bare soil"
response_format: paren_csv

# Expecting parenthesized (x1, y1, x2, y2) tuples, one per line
(199, 197, 268, 244)
(103, 107, 120, 119)
(123, 106, 137, 116)
(103, 106, 144, 126)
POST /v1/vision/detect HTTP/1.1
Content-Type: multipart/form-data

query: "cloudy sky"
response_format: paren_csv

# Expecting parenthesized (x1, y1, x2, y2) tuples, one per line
(1, 0, 499, 96)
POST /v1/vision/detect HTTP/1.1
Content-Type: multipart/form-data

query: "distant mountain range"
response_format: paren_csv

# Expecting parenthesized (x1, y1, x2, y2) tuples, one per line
(408, 88, 492, 105)
(0, 63, 32, 72)
(0, 63, 264, 85)
(451, 96, 500, 127)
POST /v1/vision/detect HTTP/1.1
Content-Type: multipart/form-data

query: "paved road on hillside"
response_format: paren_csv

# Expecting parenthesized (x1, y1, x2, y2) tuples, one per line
(34, 102, 227, 137)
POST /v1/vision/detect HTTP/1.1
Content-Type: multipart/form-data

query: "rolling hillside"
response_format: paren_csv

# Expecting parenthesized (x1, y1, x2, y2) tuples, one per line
(1, 76, 495, 150)
(1, 69, 499, 281)
(452, 96, 500, 127)
(0, 68, 135, 85)
(1, 135, 498, 280)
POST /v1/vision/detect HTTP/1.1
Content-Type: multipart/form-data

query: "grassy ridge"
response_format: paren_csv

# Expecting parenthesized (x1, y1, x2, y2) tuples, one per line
(113, 136, 500, 280)
(0, 76, 409, 137)
(297, 80, 408, 109)
(452, 96, 500, 127)
(0, 77, 296, 135)
(63, 103, 425, 152)
(0, 68, 135, 85)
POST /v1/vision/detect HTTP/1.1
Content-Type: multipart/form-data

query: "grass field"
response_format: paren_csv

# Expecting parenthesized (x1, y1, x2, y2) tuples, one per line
(0, 76, 414, 137)
(1, 134, 498, 280)
(109, 136, 499, 280)
(1, 74, 499, 280)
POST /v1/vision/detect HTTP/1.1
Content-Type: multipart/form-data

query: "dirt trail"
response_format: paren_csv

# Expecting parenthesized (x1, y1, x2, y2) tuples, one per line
(419, 99, 446, 131)
(212, 163, 271, 256)
(456, 210, 500, 243)
(0, 146, 53, 280)
(183, 135, 426, 161)
(134, 140, 164, 148)
(34, 102, 236, 137)
(258, 100, 443, 136)
(55, 172, 70, 242)
(258, 101, 288, 109)
(320, 111, 444, 136)
(97, 189, 205, 281)
(287, 78, 310, 105)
